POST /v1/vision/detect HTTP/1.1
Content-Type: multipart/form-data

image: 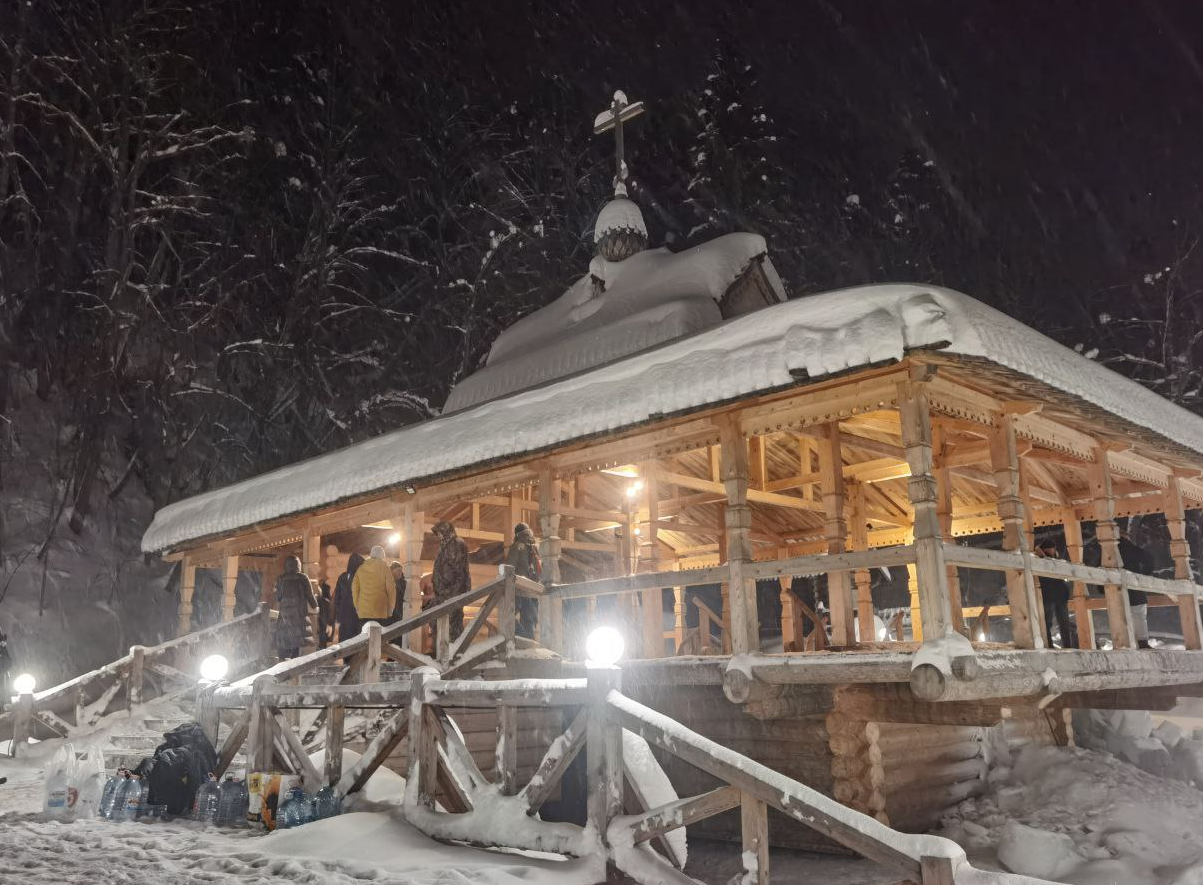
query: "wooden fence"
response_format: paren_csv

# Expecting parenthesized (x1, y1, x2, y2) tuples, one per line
(4, 604, 272, 755)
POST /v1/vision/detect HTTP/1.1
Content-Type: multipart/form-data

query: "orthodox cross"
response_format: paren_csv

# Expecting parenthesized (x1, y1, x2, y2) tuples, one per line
(593, 90, 645, 197)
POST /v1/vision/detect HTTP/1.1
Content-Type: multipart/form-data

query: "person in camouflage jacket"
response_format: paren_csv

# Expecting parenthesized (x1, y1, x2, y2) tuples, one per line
(432, 520, 469, 642)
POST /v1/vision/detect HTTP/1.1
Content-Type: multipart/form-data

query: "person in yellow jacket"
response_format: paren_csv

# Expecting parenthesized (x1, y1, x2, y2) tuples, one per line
(351, 545, 397, 624)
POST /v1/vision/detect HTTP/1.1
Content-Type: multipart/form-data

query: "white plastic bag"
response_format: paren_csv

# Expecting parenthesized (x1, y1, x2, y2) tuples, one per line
(43, 742, 77, 818)
(74, 745, 107, 819)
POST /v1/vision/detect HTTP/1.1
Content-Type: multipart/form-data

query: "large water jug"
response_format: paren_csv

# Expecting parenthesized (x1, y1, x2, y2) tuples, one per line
(112, 775, 143, 821)
(216, 776, 248, 824)
(311, 785, 341, 820)
(193, 775, 220, 823)
(278, 786, 311, 829)
(99, 773, 124, 820)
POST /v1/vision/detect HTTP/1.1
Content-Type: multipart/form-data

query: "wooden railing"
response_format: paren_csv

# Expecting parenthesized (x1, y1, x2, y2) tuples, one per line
(392, 666, 1058, 885)
(198, 565, 537, 788)
(4, 604, 272, 755)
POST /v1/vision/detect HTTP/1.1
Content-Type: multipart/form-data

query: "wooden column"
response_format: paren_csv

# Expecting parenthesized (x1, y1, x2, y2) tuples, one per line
(639, 463, 664, 659)
(1167, 476, 1203, 650)
(1063, 513, 1095, 649)
(819, 421, 855, 647)
(538, 467, 564, 653)
(673, 583, 686, 651)
(325, 705, 345, 787)
(398, 503, 425, 649)
(850, 483, 875, 641)
(719, 417, 759, 655)
(988, 416, 1043, 648)
(741, 795, 770, 885)
(1088, 448, 1134, 648)
(407, 668, 434, 808)
(222, 554, 240, 623)
(497, 704, 518, 795)
(933, 428, 964, 635)
(585, 666, 623, 844)
(779, 545, 799, 651)
(898, 382, 953, 643)
(259, 555, 279, 610)
(178, 557, 197, 636)
(302, 530, 322, 652)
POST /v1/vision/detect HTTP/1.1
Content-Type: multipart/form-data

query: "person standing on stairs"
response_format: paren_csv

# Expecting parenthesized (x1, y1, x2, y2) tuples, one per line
(333, 552, 365, 644)
(388, 560, 407, 626)
(275, 555, 317, 660)
(352, 545, 397, 627)
(506, 523, 542, 639)
(432, 521, 470, 646)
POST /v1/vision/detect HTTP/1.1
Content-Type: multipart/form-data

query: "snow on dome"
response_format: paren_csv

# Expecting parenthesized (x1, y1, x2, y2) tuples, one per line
(593, 198, 647, 242)
(142, 285, 1203, 553)
(445, 233, 779, 412)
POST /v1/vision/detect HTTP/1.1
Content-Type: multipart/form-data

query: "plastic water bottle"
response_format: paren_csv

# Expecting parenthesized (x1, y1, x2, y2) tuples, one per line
(311, 785, 341, 820)
(100, 773, 125, 820)
(278, 786, 311, 829)
(216, 777, 248, 825)
(113, 775, 143, 821)
(193, 775, 220, 823)
(43, 766, 70, 818)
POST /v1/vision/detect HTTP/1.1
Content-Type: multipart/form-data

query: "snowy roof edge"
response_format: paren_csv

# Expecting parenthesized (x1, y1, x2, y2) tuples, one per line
(141, 285, 1203, 553)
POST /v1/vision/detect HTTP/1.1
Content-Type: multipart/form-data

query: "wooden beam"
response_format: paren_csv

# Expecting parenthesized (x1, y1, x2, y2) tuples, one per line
(719, 417, 759, 655)
(629, 785, 741, 843)
(660, 470, 822, 511)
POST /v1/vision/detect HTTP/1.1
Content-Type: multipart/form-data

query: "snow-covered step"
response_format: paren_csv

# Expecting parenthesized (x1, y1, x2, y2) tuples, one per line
(141, 717, 193, 732)
(110, 734, 160, 751)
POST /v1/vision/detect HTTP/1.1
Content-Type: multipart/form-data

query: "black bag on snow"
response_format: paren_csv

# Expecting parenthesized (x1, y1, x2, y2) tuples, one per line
(145, 722, 218, 815)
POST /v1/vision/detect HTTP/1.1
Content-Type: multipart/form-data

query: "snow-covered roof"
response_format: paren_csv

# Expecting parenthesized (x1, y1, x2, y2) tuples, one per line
(141, 285, 1203, 553)
(444, 233, 784, 412)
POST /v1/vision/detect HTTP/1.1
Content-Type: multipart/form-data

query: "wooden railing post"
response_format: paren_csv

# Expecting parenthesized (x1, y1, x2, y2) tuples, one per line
(360, 622, 382, 683)
(179, 557, 197, 637)
(1063, 512, 1095, 649)
(586, 665, 623, 846)
(127, 645, 146, 713)
(245, 675, 275, 774)
(408, 668, 436, 808)
(741, 793, 770, 885)
(11, 690, 33, 757)
(499, 564, 517, 657)
(920, 854, 956, 885)
(497, 704, 518, 795)
(198, 688, 220, 747)
(325, 705, 345, 787)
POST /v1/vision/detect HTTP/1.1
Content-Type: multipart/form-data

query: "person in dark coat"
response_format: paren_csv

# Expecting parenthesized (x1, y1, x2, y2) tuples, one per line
(316, 581, 335, 649)
(505, 523, 542, 639)
(1119, 531, 1154, 648)
(275, 555, 317, 660)
(389, 561, 407, 625)
(333, 552, 365, 644)
(432, 520, 470, 644)
(1035, 539, 1076, 649)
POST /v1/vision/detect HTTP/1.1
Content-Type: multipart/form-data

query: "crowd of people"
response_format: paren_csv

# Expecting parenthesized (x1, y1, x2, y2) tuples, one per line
(270, 521, 541, 660)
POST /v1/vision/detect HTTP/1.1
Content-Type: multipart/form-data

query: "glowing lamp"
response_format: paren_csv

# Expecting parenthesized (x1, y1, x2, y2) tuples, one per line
(199, 654, 230, 682)
(625, 485, 638, 498)
(388, 532, 402, 546)
(12, 673, 36, 695)
(585, 626, 625, 668)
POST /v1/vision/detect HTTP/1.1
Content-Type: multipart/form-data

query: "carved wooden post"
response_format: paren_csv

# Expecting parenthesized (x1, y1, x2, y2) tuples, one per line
(898, 382, 954, 643)
(399, 503, 425, 650)
(819, 421, 855, 647)
(719, 417, 760, 655)
(538, 467, 564, 653)
(325, 705, 345, 787)
(1088, 448, 1134, 648)
(639, 463, 664, 659)
(302, 530, 323, 653)
(673, 583, 686, 651)
(988, 416, 1043, 648)
(127, 645, 146, 713)
(586, 665, 623, 846)
(850, 483, 875, 641)
(246, 675, 275, 774)
(778, 545, 799, 651)
(179, 557, 197, 637)
(1167, 476, 1202, 650)
(222, 555, 240, 623)
(933, 427, 964, 635)
(408, 668, 436, 808)
(1063, 512, 1095, 649)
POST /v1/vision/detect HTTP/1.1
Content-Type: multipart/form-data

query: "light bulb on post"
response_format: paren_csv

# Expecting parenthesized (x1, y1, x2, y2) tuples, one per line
(585, 626, 625, 668)
(12, 673, 36, 695)
(625, 484, 638, 499)
(199, 654, 229, 682)
(388, 532, 401, 546)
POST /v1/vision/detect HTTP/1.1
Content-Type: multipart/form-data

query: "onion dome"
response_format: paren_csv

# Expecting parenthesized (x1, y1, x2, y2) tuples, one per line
(594, 197, 647, 262)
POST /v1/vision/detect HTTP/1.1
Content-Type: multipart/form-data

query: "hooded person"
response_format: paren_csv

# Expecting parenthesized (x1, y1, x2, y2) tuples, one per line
(505, 523, 541, 639)
(352, 545, 397, 625)
(432, 520, 470, 643)
(275, 555, 317, 660)
(333, 552, 365, 643)
(389, 560, 407, 622)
